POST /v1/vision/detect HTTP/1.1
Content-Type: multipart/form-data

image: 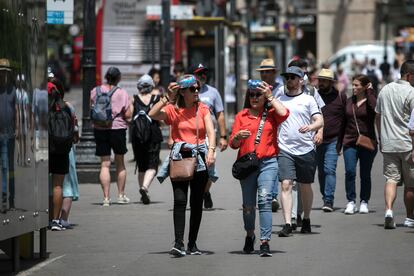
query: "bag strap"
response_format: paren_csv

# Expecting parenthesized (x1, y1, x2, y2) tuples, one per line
(195, 103, 199, 158)
(254, 109, 268, 150)
(352, 105, 361, 135)
(107, 86, 119, 97)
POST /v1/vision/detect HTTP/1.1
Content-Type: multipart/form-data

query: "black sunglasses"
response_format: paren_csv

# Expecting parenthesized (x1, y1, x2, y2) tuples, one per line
(284, 75, 297, 80)
(249, 92, 262, 98)
(188, 86, 199, 93)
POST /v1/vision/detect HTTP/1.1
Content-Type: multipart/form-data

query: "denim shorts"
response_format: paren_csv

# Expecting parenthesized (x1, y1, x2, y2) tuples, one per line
(278, 149, 316, 183)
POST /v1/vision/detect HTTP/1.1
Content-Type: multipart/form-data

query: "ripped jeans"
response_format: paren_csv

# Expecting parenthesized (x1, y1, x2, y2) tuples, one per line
(240, 157, 278, 241)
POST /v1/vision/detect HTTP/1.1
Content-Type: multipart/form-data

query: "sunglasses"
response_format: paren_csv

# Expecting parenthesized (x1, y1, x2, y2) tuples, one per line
(284, 75, 297, 80)
(188, 86, 199, 93)
(249, 92, 263, 98)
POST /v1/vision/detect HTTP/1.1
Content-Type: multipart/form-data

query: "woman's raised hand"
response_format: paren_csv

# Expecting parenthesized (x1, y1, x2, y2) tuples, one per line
(167, 82, 180, 100)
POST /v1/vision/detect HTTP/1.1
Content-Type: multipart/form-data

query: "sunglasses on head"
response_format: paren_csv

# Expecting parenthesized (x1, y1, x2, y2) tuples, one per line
(249, 92, 262, 98)
(284, 75, 297, 80)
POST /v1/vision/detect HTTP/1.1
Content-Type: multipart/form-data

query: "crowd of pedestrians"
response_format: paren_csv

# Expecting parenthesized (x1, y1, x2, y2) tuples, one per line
(47, 57, 414, 258)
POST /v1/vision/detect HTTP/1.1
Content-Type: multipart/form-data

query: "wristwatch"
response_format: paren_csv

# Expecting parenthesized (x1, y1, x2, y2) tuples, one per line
(220, 135, 227, 139)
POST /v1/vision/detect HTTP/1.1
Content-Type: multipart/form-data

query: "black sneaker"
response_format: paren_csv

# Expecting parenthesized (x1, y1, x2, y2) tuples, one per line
(50, 220, 66, 231)
(297, 214, 303, 227)
(170, 241, 186, 257)
(243, 235, 255, 254)
(259, 242, 272, 257)
(291, 218, 297, 231)
(271, 198, 279, 212)
(187, 243, 202, 255)
(322, 201, 334, 212)
(300, 218, 312, 233)
(139, 188, 150, 205)
(203, 192, 213, 209)
(278, 224, 292, 237)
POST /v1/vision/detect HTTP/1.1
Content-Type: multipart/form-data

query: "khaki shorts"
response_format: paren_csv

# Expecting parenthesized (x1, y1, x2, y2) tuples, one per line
(383, 151, 414, 187)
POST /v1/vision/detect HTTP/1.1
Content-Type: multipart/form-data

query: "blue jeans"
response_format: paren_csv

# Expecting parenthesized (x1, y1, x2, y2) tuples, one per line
(343, 146, 377, 203)
(240, 157, 278, 241)
(0, 138, 8, 199)
(316, 141, 339, 203)
(271, 174, 278, 199)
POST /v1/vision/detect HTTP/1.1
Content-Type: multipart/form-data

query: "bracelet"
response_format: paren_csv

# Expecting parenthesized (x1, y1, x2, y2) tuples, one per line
(208, 146, 216, 152)
(160, 96, 169, 105)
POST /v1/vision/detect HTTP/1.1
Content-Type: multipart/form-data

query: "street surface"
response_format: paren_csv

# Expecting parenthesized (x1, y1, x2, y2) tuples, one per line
(14, 88, 414, 275)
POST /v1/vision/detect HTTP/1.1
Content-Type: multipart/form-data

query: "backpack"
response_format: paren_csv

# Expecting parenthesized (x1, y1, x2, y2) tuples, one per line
(91, 86, 119, 128)
(132, 94, 159, 143)
(366, 69, 379, 92)
(49, 98, 74, 154)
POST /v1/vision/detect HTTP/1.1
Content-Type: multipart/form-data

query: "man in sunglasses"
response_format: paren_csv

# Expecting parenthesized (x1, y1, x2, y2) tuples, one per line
(191, 63, 228, 209)
(276, 66, 324, 237)
(256, 59, 284, 213)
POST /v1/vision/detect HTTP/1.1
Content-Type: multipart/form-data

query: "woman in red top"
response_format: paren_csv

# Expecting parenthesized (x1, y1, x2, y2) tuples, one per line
(149, 75, 215, 257)
(229, 80, 289, 257)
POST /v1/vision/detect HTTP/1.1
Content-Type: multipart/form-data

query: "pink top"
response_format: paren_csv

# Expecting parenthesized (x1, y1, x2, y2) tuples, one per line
(90, 84, 130, 129)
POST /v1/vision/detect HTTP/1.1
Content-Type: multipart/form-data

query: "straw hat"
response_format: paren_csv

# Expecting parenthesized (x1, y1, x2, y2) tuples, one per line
(0, 58, 11, 71)
(256, 59, 277, 71)
(317, 68, 335, 81)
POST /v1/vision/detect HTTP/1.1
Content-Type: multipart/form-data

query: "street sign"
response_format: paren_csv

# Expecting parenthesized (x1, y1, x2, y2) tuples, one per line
(146, 5, 194, 21)
(47, 0, 74, 25)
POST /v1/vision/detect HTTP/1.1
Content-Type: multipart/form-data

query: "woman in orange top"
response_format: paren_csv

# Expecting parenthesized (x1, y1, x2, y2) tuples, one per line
(230, 80, 289, 257)
(149, 75, 215, 257)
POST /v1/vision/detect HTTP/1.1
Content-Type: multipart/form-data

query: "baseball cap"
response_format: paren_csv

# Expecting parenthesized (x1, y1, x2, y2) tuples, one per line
(192, 63, 208, 74)
(281, 66, 304, 78)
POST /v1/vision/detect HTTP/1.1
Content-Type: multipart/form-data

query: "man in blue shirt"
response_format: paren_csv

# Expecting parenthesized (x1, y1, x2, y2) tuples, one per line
(192, 64, 228, 209)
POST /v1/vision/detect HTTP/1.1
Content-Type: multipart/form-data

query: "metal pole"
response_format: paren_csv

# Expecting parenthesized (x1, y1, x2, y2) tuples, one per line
(246, 0, 252, 79)
(160, 0, 171, 88)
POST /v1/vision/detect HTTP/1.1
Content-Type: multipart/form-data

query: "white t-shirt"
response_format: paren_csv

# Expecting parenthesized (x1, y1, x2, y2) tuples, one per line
(277, 92, 321, 155)
(274, 85, 325, 109)
(409, 108, 414, 131)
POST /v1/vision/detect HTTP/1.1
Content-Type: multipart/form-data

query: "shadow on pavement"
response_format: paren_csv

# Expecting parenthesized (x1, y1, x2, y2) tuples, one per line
(228, 250, 286, 255)
(148, 250, 215, 255)
(0, 253, 51, 275)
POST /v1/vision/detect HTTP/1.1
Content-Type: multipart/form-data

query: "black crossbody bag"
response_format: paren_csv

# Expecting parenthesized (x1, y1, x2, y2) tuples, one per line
(232, 110, 268, 180)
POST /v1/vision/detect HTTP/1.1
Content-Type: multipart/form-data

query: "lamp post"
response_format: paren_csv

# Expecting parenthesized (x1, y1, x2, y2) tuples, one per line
(160, 0, 171, 88)
(76, 0, 101, 183)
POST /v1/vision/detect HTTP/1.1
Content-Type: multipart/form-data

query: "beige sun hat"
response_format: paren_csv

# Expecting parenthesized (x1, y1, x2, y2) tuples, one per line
(317, 68, 335, 81)
(0, 58, 11, 71)
(256, 59, 277, 71)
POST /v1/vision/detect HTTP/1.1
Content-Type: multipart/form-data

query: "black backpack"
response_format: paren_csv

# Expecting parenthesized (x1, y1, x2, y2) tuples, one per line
(132, 95, 159, 144)
(49, 98, 74, 154)
(366, 69, 379, 92)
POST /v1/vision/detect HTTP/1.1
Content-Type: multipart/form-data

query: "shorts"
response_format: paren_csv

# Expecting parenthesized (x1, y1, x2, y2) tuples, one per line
(49, 152, 69, 175)
(278, 149, 316, 183)
(132, 141, 161, 172)
(383, 151, 414, 187)
(94, 128, 127, 156)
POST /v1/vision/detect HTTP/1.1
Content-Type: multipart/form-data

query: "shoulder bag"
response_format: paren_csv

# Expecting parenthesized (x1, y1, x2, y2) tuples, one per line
(169, 105, 199, 182)
(232, 110, 268, 180)
(352, 105, 376, 151)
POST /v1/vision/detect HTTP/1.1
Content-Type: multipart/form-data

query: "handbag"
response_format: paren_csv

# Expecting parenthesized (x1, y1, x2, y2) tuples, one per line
(352, 105, 376, 151)
(169, 105, 199, 182)
(232, 110, 268, 180)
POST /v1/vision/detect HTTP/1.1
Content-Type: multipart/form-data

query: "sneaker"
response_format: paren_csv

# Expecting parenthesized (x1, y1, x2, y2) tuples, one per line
(291, 218, 297, 231)
(243, 235, 255, 254)
(322, 201, 334, 212)
(271, 198, 279, 212)
(300, 218, 312, 233)
(59, 219, 73, 229)
(170, 241, 186, 257)
(187, 243, 202, 255)
(102, 198, 111, 207)
(203, 192, 213, 209)
(117, 194, 130, 204)
(50, 220, 65, 231)
(139, 188, 150, 205)
(259, 242, 272, 257)
(297, 214, 302, 227)
(359, 201, 369, 214)
(403, 217, 414, 228)
(278, 224, 293, 237)
(344, 201, 357, 214)
(384, 210, 396, 229)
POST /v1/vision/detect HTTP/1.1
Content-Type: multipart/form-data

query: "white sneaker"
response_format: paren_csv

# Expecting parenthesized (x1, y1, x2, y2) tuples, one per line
(117, 194, 130, 204)
(344, 201, 357, 214)
(384, 210, 396, 229)
(359, 201, 369, 214)
(403, 217, 414, 228)
(102, 198, 111, 207)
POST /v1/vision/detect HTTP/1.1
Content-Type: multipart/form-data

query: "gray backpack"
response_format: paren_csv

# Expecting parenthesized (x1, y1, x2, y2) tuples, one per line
(91, 86, 119, 128)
